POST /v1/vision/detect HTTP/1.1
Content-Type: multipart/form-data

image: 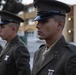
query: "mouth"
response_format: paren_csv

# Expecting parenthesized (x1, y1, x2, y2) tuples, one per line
(38, 31, 42, 35)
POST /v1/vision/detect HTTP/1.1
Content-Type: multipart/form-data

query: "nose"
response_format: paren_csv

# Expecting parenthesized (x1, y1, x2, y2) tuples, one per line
(0, 29, 1, 32)
(36, 22, 42, 29)
(0, 30, 1, 36)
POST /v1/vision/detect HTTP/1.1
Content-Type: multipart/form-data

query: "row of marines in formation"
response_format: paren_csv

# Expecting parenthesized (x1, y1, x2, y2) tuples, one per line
(0, 0, 76, 75)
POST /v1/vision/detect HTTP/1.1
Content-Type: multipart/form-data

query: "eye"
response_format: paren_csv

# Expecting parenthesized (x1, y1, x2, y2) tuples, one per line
(38, 19, 48, 24)
(1, 26, 6, 28)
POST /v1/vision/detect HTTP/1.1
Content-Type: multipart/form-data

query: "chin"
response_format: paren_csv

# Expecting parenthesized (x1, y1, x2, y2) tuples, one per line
(39, 37, 44, 40)
(38, 35, 44, 39)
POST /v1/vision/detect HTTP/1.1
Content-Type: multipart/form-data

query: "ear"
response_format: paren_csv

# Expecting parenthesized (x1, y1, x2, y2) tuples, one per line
(57, 21, 64, 29)
(11, 26, 16, 31)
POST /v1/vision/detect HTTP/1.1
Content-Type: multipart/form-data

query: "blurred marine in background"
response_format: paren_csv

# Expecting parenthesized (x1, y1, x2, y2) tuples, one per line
(0, 10, 31, 75)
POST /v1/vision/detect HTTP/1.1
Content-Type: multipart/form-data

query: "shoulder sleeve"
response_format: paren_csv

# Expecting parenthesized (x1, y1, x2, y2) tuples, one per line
(13, 46, 31, 75)
(67, 44, 76, 53)
(65, 53, 76, 75)
(0, 45, 2, 53)
(64, 43, 76, 75)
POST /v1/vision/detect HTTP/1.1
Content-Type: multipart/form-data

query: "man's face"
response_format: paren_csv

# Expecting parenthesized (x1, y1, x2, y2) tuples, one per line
(36, 18, 59, 40)
(0, 24, 13, 41)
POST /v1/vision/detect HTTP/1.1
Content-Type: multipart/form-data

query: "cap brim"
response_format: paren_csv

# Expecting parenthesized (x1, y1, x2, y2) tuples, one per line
(34, 16, 54, 21)
(0, 21, 10, 25)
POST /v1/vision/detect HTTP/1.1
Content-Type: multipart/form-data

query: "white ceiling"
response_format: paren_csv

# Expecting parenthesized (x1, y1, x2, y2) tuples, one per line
(22, 0, 76, 5)
(58, 0, 76, 5)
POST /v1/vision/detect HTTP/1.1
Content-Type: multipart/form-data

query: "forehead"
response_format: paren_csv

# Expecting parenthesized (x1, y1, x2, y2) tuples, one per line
(0, 23, 11, 27)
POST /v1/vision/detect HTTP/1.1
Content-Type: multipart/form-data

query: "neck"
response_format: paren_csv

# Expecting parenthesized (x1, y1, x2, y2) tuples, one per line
(45, 35, 62, 48)
(7, 34, 16, 43)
